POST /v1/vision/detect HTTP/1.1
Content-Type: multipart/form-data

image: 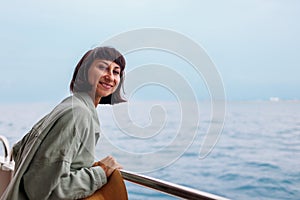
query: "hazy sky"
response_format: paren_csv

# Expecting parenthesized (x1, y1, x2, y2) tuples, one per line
(1, 0, 299, 103)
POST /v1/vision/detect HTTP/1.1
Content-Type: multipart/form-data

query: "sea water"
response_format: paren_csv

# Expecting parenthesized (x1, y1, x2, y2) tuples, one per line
(0, 100, 299, 200)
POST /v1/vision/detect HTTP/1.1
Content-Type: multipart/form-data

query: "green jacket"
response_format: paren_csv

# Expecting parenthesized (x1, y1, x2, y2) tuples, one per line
(1, 93, 107, 200)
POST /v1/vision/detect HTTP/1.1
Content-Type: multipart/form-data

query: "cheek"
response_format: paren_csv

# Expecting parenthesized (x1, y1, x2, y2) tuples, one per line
(115, 77, 121, 86)
(113, 77, 121, 90)
(88, 71, 101, 85)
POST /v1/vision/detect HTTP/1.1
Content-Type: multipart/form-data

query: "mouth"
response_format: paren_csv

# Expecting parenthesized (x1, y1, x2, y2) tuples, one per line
(99, 81, 114, 89)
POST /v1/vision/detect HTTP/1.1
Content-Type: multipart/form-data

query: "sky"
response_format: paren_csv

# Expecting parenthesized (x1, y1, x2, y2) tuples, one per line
(0, 0, 299, 103)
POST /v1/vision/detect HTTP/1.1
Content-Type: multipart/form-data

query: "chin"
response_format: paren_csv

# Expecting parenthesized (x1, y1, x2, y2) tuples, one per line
(97, 91, 112, 98)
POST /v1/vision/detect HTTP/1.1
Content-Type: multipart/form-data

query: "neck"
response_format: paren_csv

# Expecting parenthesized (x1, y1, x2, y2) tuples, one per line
(93, 97, 101, 107)
(87, 91, 101, 108)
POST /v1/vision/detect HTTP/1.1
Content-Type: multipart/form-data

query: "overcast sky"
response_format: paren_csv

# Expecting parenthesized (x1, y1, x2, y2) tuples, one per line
(1, 0, 299, 103)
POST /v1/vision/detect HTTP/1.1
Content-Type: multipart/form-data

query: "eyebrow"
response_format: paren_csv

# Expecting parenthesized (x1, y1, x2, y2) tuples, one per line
(99, 60, 121, 69)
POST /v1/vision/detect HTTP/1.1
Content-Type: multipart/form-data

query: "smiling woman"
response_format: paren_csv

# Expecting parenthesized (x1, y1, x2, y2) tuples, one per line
(1, 46, 127, 200)
(70, 46, 126, 105)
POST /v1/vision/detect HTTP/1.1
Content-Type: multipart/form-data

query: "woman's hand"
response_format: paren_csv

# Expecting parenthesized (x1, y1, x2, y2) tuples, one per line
(94, 156, 122, 177)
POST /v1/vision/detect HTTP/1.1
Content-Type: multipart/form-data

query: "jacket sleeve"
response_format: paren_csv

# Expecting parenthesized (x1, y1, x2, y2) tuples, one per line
(22, 108, 107, 199)
(54, 165, 106, 199)
(23, 161, 106, 199)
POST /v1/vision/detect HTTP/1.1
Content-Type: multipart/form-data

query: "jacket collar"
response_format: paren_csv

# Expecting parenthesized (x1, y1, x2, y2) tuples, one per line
(72, 92, 99, 121)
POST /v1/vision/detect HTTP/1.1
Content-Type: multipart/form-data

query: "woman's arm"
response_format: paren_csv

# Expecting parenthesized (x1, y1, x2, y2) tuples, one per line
(23, 160, 107, 199)
(22, 108, 107, 199)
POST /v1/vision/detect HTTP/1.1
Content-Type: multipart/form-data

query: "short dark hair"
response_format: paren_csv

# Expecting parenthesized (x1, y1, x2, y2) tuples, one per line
(70, 46, 126, 104)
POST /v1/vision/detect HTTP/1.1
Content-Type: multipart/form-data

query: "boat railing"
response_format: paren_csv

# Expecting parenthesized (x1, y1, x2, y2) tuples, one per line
(1, 135, 229, 200)
(120, 169, 229, 200)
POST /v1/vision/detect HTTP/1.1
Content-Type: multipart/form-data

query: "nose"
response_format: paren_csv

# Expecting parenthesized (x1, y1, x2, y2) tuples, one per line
(104, 69, 114, 81)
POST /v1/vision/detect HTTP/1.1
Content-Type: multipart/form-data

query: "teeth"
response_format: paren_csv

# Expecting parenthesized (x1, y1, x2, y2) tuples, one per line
(100, 82, 112, 88)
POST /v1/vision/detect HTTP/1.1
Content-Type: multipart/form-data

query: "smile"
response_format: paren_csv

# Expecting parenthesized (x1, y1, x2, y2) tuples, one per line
(99, 81, 113, 89)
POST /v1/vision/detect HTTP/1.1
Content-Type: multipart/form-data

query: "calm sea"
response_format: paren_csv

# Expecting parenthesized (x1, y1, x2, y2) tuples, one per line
(0, 100, 299, 200)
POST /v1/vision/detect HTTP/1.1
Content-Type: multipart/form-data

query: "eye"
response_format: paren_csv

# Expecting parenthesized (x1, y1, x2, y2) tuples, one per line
(97, 64, 107, 70)
(113, 70, 120, 75)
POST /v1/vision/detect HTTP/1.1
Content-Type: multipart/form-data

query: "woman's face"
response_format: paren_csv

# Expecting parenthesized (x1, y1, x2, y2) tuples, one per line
(88, 59, 121, 98)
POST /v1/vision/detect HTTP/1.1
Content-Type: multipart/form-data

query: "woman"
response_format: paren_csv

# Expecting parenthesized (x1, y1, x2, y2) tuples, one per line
(2, 46, 125, 200)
